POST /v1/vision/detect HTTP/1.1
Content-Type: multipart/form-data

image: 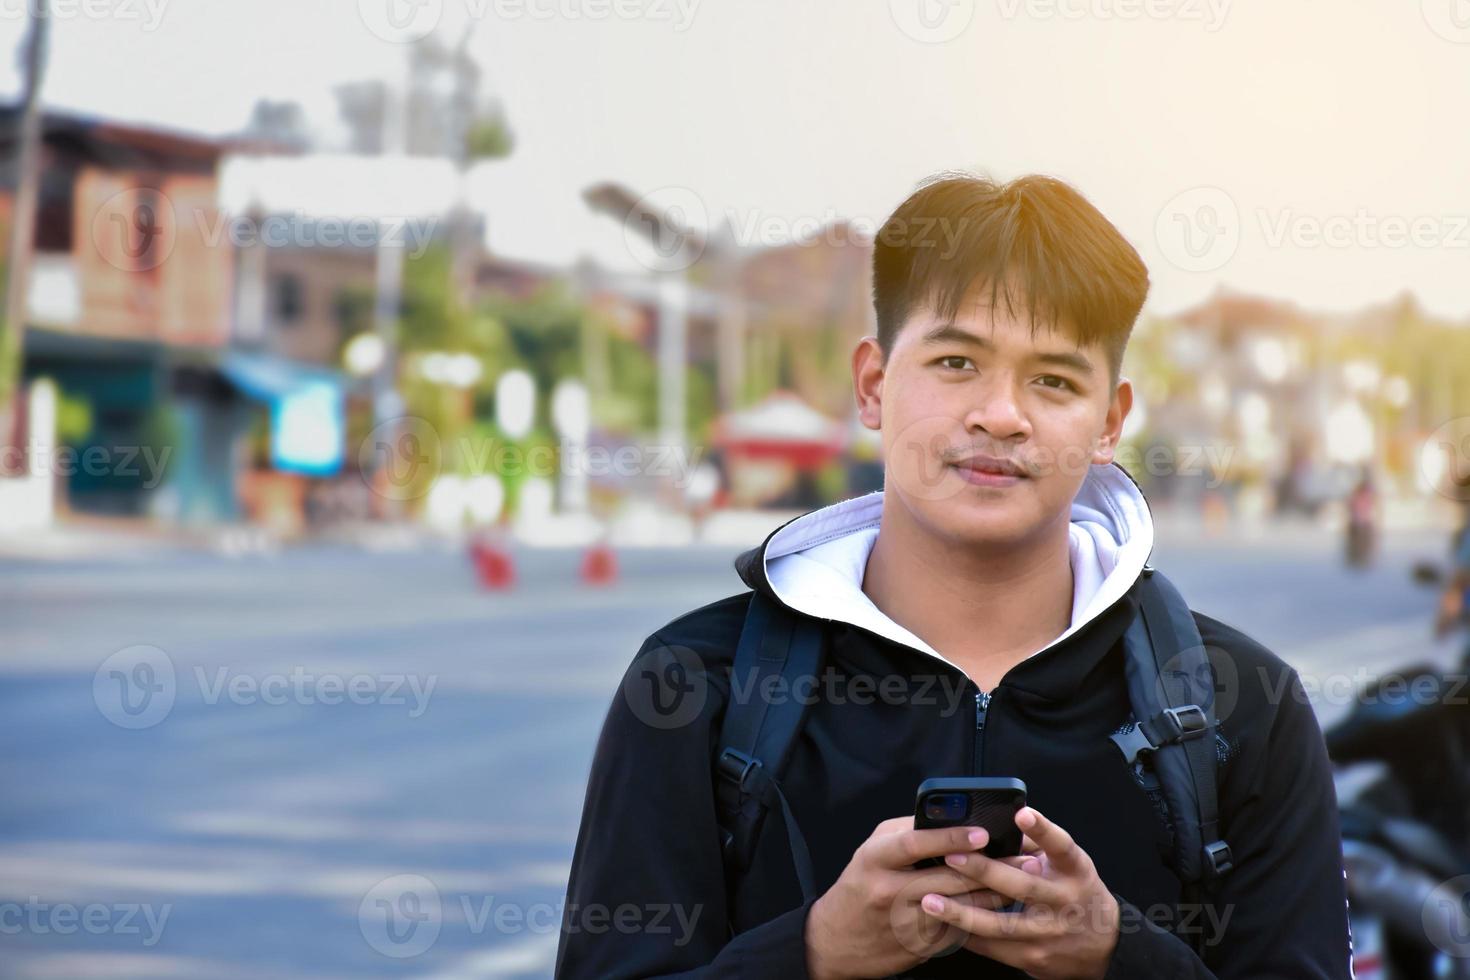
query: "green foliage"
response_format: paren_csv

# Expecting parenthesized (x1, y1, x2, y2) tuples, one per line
(54, 387, 92, 443)
(139, 402, 181, 483)
(0, 253, 15, 408)
(483, 287, 584, 407)
(686, 361, 716, 445)
(466, 113, 514, 160)
(390, 250, 719, 514)
(399, 246, 459, 352)
(0, 323, 19, 409)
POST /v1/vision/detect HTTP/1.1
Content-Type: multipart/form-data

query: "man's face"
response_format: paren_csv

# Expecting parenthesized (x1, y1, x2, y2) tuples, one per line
(853, 291, 1132, 549)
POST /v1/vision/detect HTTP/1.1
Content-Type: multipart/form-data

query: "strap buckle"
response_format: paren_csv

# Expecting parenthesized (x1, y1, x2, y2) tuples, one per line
(1110, 725, 1155, 765)
(1161, 705, 1208, 742)
(1110, 704, 1209, 765)
(1203, 839, 1234, 877)
(717, 748, 762, 792)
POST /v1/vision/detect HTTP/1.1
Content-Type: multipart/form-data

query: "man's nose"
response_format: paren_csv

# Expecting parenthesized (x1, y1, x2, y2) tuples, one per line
(962, 379, 1030, 441)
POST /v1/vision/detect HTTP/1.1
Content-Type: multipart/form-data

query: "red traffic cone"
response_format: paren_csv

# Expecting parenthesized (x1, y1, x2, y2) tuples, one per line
(579, 541, 618, 586)
(469, 536, 516, 590)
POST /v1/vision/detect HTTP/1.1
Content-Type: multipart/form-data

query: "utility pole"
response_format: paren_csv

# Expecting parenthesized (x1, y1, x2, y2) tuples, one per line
(448, 24, 478, 305)
(713, 218, 745, 413)
(0, 1, 49, 469)
(371, 54, 408, 434)
(582, 184, 704, 506)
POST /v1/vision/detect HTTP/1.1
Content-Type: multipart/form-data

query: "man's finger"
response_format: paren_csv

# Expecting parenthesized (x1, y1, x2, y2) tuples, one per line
(896, 871, 1018, 909)
(869, 825, 990, 869)
(902, 866, 1005, 900)
(920, 894, 1052, 941)
(941, 851, 1066, 906)
(959, 889, 1015, 911)
(872, 815, 914, 837)
(1016, 806, 1090, 875)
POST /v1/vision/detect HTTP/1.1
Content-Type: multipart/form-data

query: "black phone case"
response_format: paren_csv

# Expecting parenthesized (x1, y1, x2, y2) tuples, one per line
(914, 779, 1026, 862)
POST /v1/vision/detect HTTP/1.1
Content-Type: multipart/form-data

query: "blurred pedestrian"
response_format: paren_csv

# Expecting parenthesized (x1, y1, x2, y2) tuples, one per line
(1345, 466, 1377, 568)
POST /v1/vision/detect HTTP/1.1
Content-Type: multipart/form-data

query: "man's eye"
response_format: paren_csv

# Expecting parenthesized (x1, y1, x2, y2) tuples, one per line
(1037, 375, 1077, 392)
(936, 356, 974, 371)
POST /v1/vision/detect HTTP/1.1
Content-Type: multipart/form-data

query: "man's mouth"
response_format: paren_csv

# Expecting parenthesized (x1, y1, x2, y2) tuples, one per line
(949, 454, 1028, 478)
(947, 454, 1028, 488)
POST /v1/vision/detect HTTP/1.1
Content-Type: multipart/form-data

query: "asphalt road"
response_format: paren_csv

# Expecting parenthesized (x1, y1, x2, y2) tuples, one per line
(0, 519, 1458, 978)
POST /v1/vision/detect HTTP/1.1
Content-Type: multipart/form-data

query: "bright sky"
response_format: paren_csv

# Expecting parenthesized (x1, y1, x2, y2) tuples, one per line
(2, 0, 1468, 318)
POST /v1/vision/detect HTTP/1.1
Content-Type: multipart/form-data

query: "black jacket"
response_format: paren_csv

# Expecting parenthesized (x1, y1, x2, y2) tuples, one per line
(556, 469, 1353, 978)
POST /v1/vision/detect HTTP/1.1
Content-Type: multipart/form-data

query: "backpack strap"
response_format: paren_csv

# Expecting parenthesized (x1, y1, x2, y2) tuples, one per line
(715, 591, 824, 905)
(1110, 567, 1235, 895)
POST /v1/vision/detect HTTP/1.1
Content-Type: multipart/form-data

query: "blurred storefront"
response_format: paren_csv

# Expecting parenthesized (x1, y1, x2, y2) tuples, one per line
(1, 109, 361, 531)
(713, 390, 846, 507)
(1, 109, 236, 521)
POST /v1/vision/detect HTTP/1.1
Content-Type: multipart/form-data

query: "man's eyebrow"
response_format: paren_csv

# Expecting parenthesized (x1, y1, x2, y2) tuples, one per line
(919, 323, 1098, 376)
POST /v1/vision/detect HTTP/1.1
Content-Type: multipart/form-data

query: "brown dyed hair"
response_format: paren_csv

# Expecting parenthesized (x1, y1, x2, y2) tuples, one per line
(871, 173, 1149, 385)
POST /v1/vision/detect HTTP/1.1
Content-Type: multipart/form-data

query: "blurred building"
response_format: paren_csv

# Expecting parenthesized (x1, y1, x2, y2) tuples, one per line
(0, 108, 238, 521)
(1132, 288, 1447, 518)
(0, 109, 423, 530)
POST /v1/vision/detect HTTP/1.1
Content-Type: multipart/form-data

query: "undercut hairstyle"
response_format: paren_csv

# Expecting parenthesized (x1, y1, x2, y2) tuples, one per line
(871, 173, 1150, 385)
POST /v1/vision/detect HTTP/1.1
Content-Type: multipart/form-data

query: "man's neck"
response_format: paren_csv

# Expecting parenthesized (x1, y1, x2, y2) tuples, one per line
(860, 497, 1075, 690)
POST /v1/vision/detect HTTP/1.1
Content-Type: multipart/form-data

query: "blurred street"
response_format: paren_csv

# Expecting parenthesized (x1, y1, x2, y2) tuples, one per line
(0, 517, 1459, 979)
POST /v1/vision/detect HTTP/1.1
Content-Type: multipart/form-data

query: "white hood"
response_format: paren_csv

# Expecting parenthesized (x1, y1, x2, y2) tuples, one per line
(762, 463, 1155, 675)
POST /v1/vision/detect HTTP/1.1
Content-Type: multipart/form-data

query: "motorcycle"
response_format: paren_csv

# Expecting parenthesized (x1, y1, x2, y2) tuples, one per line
(1324, 561, 1470, 979)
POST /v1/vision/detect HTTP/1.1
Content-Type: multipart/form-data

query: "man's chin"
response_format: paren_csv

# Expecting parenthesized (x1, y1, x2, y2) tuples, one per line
(917, 495, 1049, 550)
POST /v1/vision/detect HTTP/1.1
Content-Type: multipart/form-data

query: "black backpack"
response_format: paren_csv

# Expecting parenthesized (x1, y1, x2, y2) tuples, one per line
(713, 564, 1234, 935)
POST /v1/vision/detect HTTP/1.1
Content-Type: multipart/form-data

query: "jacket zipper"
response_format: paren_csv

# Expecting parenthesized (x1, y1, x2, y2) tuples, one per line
(973, 689, 992, 773)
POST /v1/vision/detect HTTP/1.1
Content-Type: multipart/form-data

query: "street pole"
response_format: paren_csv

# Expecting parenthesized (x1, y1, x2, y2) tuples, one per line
(714, 218, 744, 414)
(449, 25, 477, 306)
(371, 54, 408, 432)
(657, 268, 688, 507)
(0, 0, 49, 470)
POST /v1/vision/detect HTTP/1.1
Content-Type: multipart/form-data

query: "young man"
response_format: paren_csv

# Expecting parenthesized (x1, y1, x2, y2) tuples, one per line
(556, 175, 1353, 978)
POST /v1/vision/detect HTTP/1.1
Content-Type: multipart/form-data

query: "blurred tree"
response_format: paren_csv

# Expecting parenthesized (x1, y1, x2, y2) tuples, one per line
(333, 37, 515, 160)
(392, 247, 719, 510)
(465, 108, 514, 160)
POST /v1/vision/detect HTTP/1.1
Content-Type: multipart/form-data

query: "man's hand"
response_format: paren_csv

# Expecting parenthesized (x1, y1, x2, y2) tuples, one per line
(921, 807, 1121, 980)
(804, 817, 1019, 980)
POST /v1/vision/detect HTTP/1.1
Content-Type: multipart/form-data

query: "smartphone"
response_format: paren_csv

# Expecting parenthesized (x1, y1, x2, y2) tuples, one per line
(914, 777, 1027, 864)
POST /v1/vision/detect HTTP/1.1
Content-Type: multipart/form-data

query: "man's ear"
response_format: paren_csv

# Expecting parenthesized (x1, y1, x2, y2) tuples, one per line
(1092, 377, 1134, 465)
(852, 336, 885, 431)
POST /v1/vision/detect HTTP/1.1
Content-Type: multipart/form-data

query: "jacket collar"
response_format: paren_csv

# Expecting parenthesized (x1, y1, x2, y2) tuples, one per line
(734, 462, 1155, 677)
